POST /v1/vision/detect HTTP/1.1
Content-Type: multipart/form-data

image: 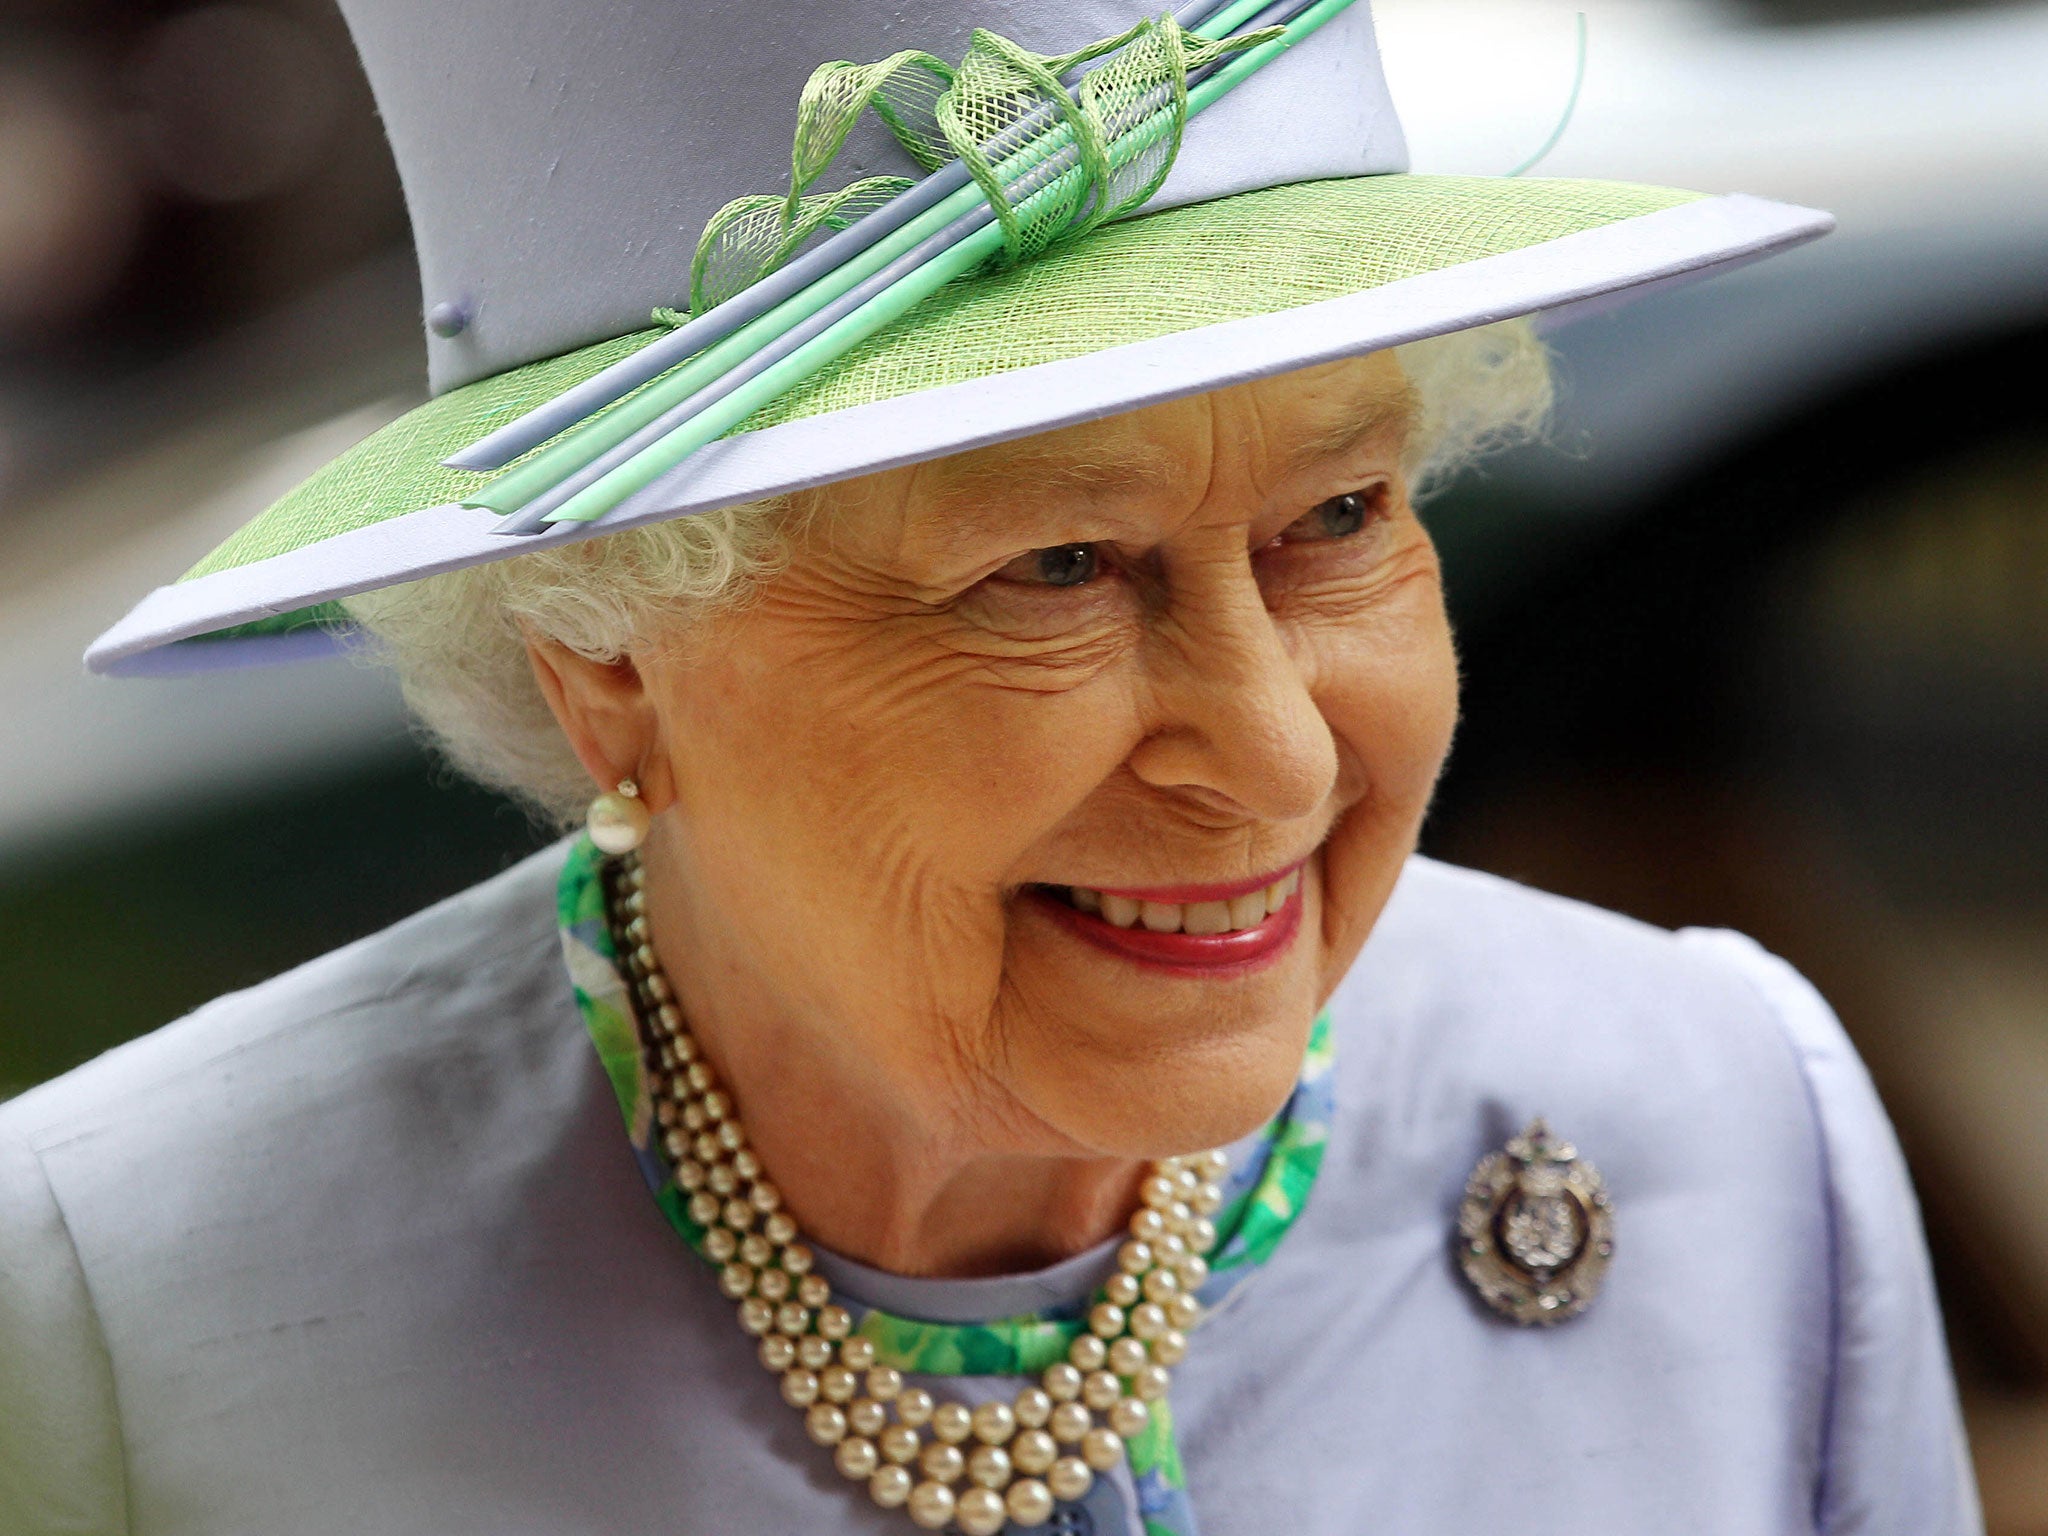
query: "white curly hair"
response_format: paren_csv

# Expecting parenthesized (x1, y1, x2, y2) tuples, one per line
(345, 318, 1553, 824)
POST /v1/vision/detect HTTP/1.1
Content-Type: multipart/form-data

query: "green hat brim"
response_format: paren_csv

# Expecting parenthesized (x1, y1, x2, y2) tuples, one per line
(90, 175, 1830, 676)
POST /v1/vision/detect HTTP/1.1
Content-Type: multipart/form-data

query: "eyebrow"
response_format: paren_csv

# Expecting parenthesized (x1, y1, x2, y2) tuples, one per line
(914, 439, 1182, 558)
(1279, 385, 1422, 476)
(914, 377, 1423, 553)
(926, 439, 1182, 507)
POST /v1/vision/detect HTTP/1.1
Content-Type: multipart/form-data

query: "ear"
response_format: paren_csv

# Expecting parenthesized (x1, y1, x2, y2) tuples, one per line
(524, 636, 675, 812)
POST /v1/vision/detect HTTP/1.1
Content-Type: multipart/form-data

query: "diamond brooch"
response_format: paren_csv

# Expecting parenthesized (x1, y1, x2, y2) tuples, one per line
(1457, 1118, 1613, 1326)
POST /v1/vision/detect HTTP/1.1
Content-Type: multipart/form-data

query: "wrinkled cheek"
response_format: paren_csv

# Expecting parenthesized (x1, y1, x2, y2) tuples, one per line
(1314, 600, 1460, 962)
(738, 657, 1129, 1006)
(893, 876, 1015, 1025)
(1393, 581, 1462, 781)
(1404, 627, 1463, 795)
(1327, 598, 1458, 806)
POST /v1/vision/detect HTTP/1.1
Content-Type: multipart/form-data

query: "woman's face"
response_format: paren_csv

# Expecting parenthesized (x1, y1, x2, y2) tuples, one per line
(614, 351, 1456, 1162)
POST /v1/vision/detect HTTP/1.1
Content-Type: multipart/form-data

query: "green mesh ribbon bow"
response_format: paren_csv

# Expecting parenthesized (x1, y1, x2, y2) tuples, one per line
(691, 12, 1281, 314)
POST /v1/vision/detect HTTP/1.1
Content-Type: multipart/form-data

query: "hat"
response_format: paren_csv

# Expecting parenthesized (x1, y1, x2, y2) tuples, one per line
(86, 0, 1831, 677)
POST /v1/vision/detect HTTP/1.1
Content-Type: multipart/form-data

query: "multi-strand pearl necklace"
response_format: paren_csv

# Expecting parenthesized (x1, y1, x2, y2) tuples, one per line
(603, 852, 1225, 1534)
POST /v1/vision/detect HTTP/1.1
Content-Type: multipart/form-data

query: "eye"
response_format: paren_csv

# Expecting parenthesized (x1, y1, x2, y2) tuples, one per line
(994, 544, 1101, 587)
(1280, 485, 1388, 543)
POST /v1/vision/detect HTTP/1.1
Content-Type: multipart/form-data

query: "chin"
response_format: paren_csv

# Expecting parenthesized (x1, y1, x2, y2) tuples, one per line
(1161, 1033, 1314, 1152)
(993, 863, 1332, 1155)
(1003, 974, 1322, 1162)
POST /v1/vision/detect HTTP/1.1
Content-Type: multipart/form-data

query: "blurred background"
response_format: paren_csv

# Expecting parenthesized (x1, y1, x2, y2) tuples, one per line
(1, 0, 2043, 1521)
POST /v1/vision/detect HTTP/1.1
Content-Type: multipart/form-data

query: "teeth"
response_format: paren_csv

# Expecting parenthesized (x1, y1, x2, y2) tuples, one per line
(1139, 901, 1181, 934)
(1268, 869, 1301, 914)
(1064, 869, 1301, 935)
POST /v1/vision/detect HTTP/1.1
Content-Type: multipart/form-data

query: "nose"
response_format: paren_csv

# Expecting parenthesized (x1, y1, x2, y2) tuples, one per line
(1124, 559, 1337, 824)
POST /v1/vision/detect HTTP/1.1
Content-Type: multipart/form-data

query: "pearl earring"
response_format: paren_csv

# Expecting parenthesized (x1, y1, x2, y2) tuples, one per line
(587, 778, 652, 855)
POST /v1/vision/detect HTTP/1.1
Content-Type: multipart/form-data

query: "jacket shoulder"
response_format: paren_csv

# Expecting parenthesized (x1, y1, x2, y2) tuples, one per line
(0, 840, 574, 1155)
(1349, 856, 1824, 1094)
(1339, 858, 1977, 1532)
(0, 838, 655, 1531)
(0, 1121, 128, 1533)
(0, 840, 589, 1371)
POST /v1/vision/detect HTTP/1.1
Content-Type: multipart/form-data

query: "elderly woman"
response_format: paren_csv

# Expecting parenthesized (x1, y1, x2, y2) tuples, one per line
(1, 1, 1977, 1533)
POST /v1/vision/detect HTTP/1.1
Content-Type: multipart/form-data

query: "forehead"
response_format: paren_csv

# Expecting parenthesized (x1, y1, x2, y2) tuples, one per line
(918, 350, 1416, 504)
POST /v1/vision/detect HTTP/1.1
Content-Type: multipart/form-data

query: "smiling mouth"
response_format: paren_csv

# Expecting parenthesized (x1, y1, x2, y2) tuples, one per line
(1028, 864, 1307, 974)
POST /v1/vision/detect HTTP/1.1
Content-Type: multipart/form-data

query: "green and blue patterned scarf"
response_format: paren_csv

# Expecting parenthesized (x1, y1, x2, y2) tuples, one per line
(558, 836, 1333, 1535)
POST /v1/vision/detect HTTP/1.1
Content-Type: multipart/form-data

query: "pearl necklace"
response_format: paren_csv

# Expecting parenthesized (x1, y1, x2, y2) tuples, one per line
(603, 852, 1224, 1534)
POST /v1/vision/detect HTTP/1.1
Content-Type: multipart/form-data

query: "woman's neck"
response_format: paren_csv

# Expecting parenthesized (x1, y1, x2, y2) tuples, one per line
(746, 1124, 1151, 1279)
